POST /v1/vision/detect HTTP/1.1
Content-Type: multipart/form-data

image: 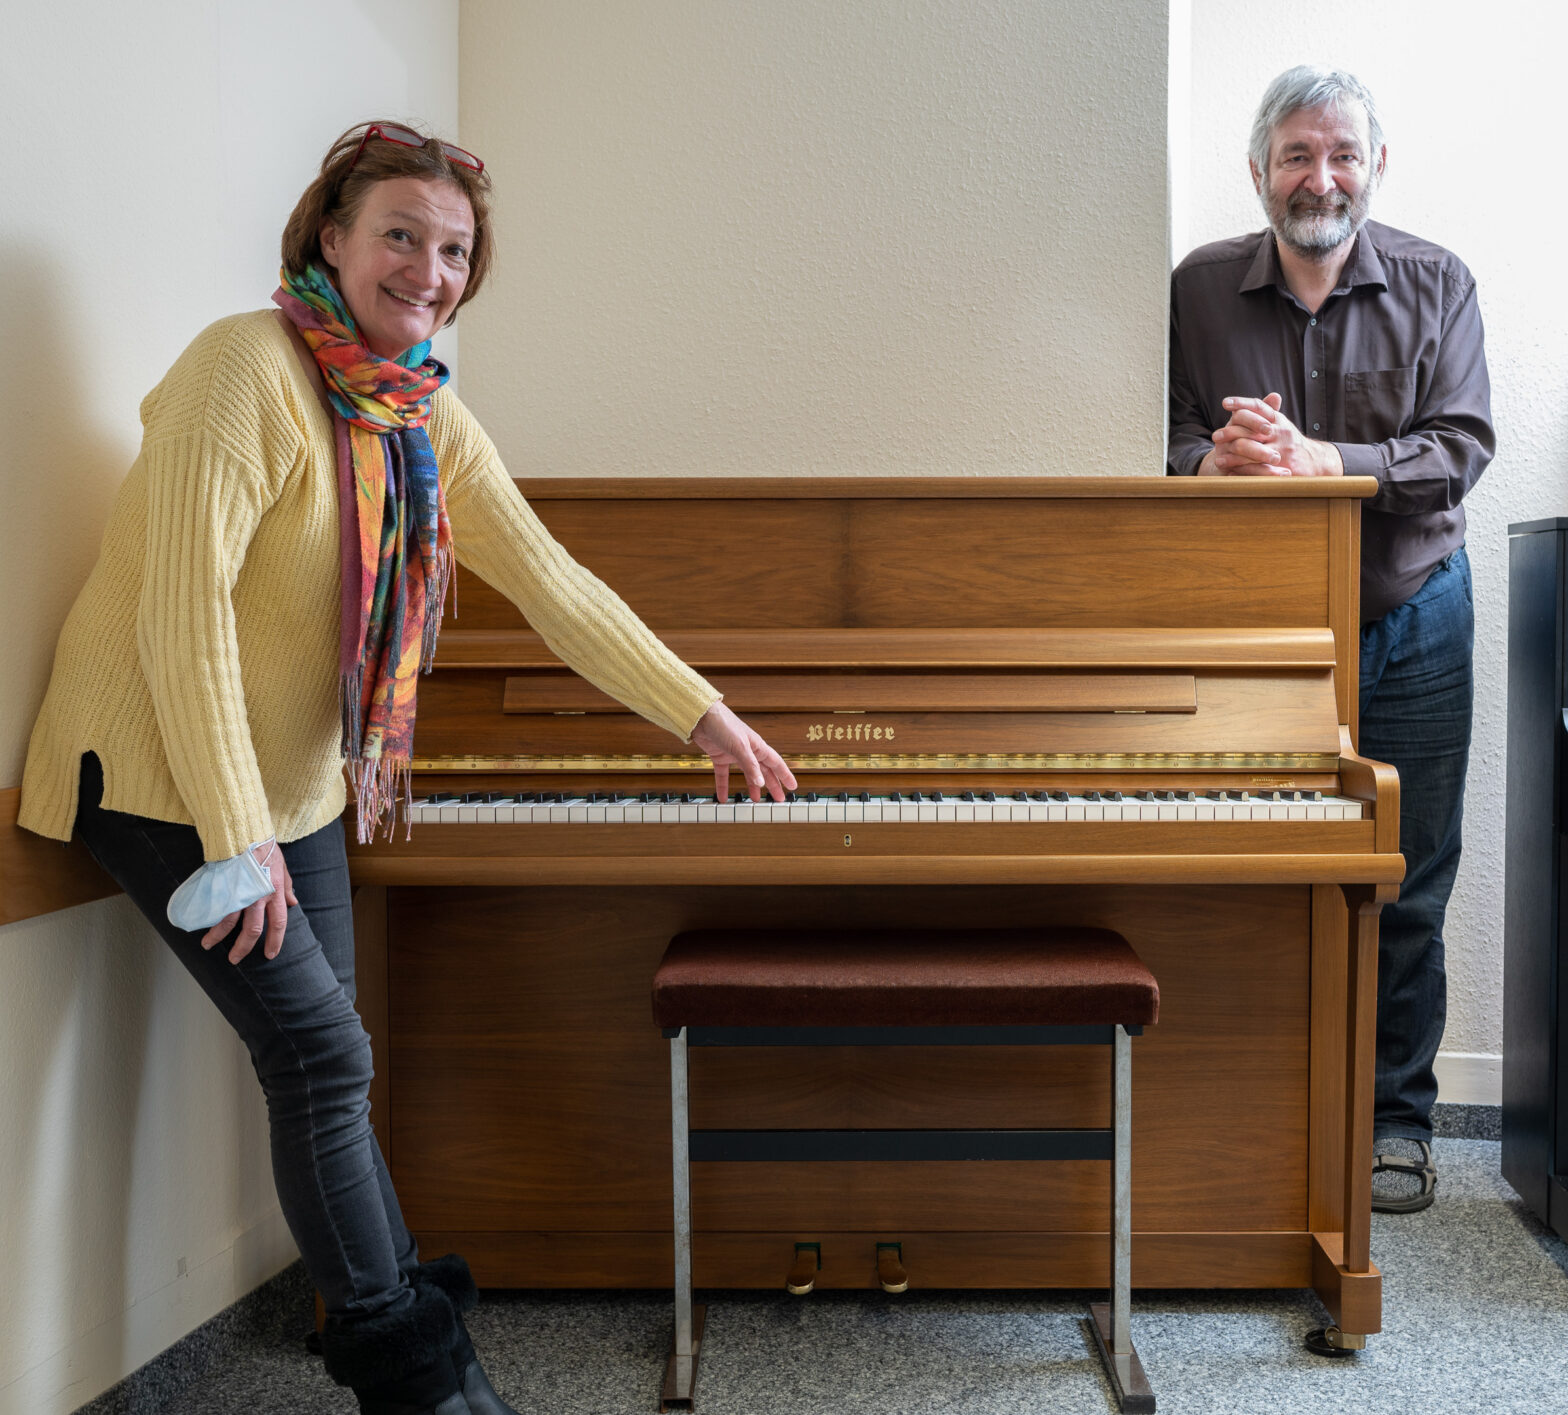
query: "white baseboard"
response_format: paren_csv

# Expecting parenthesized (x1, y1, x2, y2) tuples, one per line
(0, 1209, 297, 1415)
(1435, 1051, 1502, 1107)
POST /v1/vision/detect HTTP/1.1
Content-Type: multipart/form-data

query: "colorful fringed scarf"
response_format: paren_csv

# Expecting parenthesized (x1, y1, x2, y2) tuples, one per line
(273, 265, 453, 843)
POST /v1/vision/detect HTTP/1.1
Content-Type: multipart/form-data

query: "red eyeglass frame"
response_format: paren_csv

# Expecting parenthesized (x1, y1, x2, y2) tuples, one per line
(347, 122, 485, 176)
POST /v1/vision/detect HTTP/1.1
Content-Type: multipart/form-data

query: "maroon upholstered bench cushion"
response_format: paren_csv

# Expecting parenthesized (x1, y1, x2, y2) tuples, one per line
(651, 928, 1158, 1029)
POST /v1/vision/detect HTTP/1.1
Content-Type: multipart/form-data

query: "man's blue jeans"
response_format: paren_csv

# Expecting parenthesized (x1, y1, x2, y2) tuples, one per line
(1359, 547, 1474, 1144)
(73, 753, 418, 1321)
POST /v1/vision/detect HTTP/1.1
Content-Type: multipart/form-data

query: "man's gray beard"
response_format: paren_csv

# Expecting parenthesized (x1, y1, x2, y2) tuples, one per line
(1265, 184, 1372, 260)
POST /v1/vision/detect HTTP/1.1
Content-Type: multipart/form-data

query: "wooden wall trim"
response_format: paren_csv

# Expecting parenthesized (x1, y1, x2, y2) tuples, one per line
(0, 785, 119, 929)
(514, 475, 1382, 501)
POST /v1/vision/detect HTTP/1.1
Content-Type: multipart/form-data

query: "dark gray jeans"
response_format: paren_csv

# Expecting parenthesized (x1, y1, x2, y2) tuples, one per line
(75, 754, 417, 1320)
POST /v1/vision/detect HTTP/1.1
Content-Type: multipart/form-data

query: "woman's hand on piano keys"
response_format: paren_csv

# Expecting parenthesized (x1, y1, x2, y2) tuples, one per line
(690, 701, 798, 804)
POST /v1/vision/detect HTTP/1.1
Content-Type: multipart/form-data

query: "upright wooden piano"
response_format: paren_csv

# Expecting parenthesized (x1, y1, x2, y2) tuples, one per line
(347, 475, 1398, 1348)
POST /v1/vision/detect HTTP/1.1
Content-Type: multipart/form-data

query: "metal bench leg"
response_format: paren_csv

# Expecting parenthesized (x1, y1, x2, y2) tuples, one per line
(1090, 1025, 1155, 1412)
(661, 1028, 705, 1410)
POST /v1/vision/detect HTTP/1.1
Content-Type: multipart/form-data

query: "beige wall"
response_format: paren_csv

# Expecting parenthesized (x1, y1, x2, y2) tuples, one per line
(0, 3, 458, 1410)
(1175, 0, 1568, 1104)
(459, 0, 1170, 479)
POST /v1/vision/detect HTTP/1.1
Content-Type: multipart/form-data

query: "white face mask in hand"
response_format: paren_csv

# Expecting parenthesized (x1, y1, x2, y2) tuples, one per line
(166, 839, 277, 932)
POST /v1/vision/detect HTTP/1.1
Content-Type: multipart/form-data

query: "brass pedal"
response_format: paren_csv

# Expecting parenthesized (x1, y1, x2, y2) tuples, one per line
(786, 1242, 820, 1295)
(876, 1242, 909, 1294)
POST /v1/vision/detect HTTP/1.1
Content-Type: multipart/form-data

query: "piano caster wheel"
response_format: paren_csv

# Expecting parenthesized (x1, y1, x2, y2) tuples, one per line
(876, 1242, 909, 1294)
(1305, 1325, 1365, 1357)
(787, 1242, 820, 1295)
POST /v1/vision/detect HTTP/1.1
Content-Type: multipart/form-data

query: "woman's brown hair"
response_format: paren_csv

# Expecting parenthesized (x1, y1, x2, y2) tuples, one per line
(281, 121, 494, 321)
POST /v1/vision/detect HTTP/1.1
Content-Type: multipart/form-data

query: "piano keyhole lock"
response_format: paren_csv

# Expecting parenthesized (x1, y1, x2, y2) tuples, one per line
(844, 833, 852, 847)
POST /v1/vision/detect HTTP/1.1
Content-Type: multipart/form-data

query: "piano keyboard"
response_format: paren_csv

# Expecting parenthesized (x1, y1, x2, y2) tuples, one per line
(407, 789, 1363, 825)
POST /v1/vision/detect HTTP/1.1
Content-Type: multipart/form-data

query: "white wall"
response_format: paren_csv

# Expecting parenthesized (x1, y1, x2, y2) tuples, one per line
(0, 3, 458, 1410)
(459, 0, 1170, 479)
(1175, 0, 1568, 1104)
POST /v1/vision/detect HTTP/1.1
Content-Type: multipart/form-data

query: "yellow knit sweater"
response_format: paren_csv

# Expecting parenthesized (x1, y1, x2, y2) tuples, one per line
(20, 310, 719, 860)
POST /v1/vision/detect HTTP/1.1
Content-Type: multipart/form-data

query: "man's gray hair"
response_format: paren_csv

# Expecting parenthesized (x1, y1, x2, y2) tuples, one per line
(1249, 66, 1385, 175)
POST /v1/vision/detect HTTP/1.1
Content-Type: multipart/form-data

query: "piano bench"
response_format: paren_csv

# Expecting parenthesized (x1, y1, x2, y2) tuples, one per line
(651, 928, 1159, 1414)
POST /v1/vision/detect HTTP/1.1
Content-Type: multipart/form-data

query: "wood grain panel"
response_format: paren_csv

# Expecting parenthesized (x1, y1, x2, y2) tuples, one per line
(1309, 882, 1348, 1234)
(0, 785, 118, 928)
(446, 483, 1341, 634)
(386, 884, 1309, 1245)
(447, 500, 851, 630)
(845, 500, 1328, 629)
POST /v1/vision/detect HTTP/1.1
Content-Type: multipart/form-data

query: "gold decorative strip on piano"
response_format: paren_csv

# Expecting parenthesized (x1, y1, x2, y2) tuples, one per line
(412, 750, 1342, 773)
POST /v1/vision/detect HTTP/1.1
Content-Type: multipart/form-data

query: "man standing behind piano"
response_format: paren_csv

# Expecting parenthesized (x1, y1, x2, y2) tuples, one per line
(1167, 66, 1493, 1213)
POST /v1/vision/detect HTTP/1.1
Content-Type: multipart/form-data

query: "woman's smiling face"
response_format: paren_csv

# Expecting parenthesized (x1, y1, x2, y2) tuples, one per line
(319, 175, 475, 359)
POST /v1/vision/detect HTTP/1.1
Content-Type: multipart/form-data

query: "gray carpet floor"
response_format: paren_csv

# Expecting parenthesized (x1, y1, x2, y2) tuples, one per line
(148, 1139, 1568, 1414)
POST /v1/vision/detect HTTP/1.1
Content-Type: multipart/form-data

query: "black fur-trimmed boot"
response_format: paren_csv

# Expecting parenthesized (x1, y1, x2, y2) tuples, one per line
(411, 1254, 521, 1415)
(320, 1282, 472, 1415)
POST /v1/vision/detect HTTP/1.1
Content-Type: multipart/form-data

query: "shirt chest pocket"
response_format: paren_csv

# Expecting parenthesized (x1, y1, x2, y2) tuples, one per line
(1343, 366, 1417, 444)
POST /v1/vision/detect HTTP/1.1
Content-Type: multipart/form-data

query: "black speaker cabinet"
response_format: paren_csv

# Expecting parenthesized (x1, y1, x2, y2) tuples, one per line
(1504, 517, 1568, 1236)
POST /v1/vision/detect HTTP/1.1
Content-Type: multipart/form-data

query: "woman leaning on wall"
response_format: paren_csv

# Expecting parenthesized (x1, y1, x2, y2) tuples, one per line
(18, 121, 795, 1415)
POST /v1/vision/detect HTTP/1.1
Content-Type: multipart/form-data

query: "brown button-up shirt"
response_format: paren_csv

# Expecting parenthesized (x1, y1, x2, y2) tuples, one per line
(1168, 219, 1494, 622)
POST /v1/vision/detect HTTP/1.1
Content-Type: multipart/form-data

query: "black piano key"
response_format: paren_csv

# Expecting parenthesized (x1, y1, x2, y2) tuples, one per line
(931, 790, 945, 803)
(982, 790, 997, 803)
(1311, 790, 1323, 802)
(805, 792, 820, 803)
(785, 791, 798, 803)
(1156, 791, 1176, 803)
(515, 792, 537, 803)
(1014, 790, 1029, 802)
(1083, 790, 1101, 802)
(1137, 790, 1156, 802)
(888, 791, 903, 803)
(1051, 790, 1071, 803)
(837, 791, 850, 803)
(1105, 790, 1123, 801)
(1178, 791, 1195, 802)
(1032, 791, 1050, 802)
(910, 791, 924, 803)
(859, 791, 872, 803)
(961, 790, 976, 803)
(427, 792, 455, 804)
(459, 792, 483, 803)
